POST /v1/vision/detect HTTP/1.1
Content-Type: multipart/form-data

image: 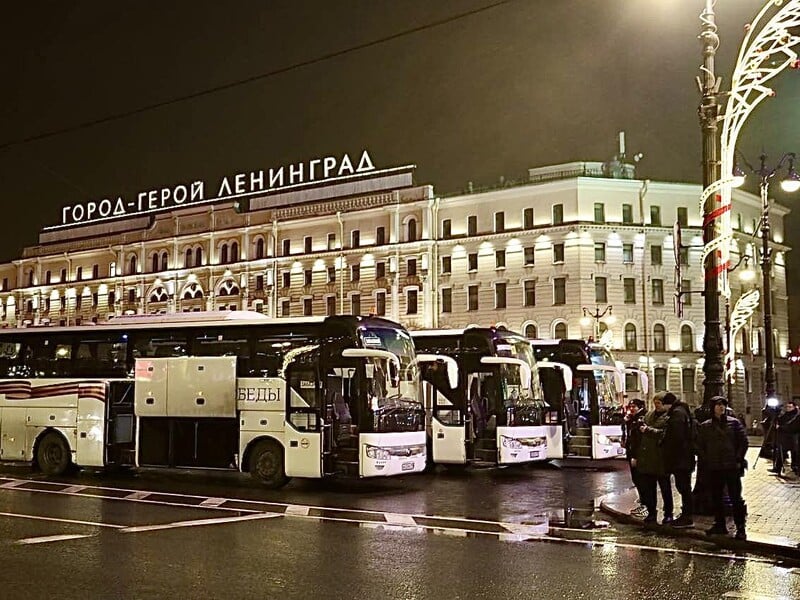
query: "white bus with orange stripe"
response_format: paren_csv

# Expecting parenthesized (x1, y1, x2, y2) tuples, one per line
(0, 312, 426, 487)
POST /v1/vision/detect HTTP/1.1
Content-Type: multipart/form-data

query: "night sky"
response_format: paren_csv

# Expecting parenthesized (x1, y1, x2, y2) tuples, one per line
(1, 2, 797, 277)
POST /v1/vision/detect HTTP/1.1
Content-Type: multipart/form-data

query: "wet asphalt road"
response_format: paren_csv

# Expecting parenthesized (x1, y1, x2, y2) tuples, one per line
(0, 460, 797, 599)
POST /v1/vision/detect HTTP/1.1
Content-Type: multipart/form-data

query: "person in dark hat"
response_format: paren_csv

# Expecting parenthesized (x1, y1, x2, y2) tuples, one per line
(623, 398, 648, 516)
(659, 391, 695, 528)
(771, 400, 800, 475)
(696, 396, 748, 540)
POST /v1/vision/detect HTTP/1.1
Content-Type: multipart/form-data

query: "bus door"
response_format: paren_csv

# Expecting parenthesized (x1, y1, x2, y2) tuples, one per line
(323, 363, 359, 471)
(283, 348, 323, 478)
(576, 364, 625, 459)
(105, 380, 136, 467)
(416, 355, 463, 464)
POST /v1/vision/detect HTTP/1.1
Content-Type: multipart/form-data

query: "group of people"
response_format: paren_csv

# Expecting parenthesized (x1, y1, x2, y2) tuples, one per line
(623, 392, 749, 540)
(770, 400, 800, 476)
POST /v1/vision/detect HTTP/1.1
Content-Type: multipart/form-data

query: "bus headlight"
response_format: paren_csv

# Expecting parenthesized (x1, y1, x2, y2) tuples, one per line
(365, 445, 390, 460)
(500, 435, 522, 449)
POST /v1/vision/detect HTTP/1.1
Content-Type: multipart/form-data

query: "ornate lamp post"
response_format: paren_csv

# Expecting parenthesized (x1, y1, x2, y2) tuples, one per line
(581, 305, 613, 342)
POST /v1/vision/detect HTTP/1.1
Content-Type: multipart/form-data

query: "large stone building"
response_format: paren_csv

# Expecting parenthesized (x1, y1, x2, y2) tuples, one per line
(0, 157, 789, 420)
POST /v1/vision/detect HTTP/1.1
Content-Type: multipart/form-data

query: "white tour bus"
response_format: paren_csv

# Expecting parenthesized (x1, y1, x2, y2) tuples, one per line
(411, 327, 558, 467)
(0, 312, 426, 487)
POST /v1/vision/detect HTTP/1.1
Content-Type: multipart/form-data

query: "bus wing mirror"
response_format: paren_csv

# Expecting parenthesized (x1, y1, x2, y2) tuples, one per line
(480, 356, 531, 389)
(415, 354, 459, 389)
(341, 348, 400, 374)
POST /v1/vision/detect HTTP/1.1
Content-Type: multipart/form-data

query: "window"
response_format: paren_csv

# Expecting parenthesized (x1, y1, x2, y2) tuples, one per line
(91, 293, 98, 308)
(406, 289, 418, 314)
(220, 245, 229, 264)
(495, 212, 505, 233)
(524, 247, 535, 265)
(468, 253, 478, 271)
(376, 291, 386, 316)
(127, 289, 136, 303)
(441, 256, 452, 274)
(351, 230, 360, 248)
(407, 259, 417, 277)
(468, 285, 479, 311)
(327, 233, 336, 251)
(682, 279, 692, 305)
(327, 266, 336, 283)
(441, 220, 451, 239)
(625, 373, 640, 393)
(495, 283, 507, 309)
(153, 252, 162, 272)
(679, 247, 689, 266)
(45, 271, 51, 285)
(524, 323, 537, 339)
(407, 219, 417, 242)
(495, 250, 505, 269)
(161, 252, 168, 271)
(282, 239, 291, 256)
(304, 270, 312, 286)
(441, 288, 452, 313)
(677, 207, 688, 227)
(185, 249, 192, 268)
(595, 277, 608, 303)
(195, 247, 203, 266)
(622, 204, 633, 224)
(351, 293, 361, 315)
(523, 208, 534, 229)
(553, 243, 565, 263)
(256, 238, 265, 259)
(682, 368, 695, 395)
(468, 215, 477, 236)
(524, 280, 536, 306)
(653, 324, 666, 352)
(650, 206, 661, 226)
(594, 243, 606, 262)
(280, 298, 290, 317)
(108, 291, 116, 308)
(652, 279, 664, 305)
(282, 272, 291, 288)
(624, 278, 636, 303)
(351, 265, 360, 282)
(303, 298, 312, 316)
(326, 295, 336, 316)
(623, 243, 634, 263)
(109, 263, 116, 278)
(594, 203, 605, 223)
(651, 245, 662, 265)
(77, 266, 83, 281)
(554, 322, 567, 339)
(376, 227, 386, 245)
(625, 323, 637, 350)
(681, 325, 694, 352)
(552, 204, 564, 225)
(304, 236, 313, 254)
(654, 367, 667, 392)
(255, 275, 264, 290)
(553, 278, 566, 305)
(376, 262, 386, 279)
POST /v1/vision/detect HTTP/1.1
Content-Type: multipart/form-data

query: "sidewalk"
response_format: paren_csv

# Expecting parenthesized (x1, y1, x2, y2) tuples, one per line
(599, 444, 800, 561)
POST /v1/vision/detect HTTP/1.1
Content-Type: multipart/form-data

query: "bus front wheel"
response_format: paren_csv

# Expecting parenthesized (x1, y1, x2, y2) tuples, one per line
(248, 440, 289, 488)
(36, 432, 72, 476)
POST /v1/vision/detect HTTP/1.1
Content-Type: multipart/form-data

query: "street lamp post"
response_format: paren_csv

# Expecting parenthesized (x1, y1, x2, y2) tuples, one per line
(581, 305, 613, 342)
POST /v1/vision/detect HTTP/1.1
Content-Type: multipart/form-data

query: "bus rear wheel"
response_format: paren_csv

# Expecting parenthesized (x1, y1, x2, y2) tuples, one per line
(248, 440, 289, 489)
(36, 432, 71, 476)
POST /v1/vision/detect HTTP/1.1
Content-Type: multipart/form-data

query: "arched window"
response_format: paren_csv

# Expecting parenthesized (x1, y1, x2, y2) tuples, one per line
(524, 323, 537, 339)
(230, 242, 239, 262)
(128, 255, 137, 275)
(161, 252, 168, 271)
(182, 284, 203, 300)
(149, 287, 169, 303)
(625, 323, 637, 351)
(653, 324, 666, 352)
(195, 247, 203, 266)
(220, 244, 228, 264)
(218, 280, 240, 297)
(151, 254, 158, 273)
(680, 324, 693, 352)
(407, 218, 417, 242)
(554, 322, 567, 339)
(255, 238, 265, 260)
(185, 249, 192, 268)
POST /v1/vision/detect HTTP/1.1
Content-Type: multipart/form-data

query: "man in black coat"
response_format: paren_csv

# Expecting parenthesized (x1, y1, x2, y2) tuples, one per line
(660, 391, 695, 528)
(772, 400, 800, 475)
(622, 399, 647, 516)
(697, 396, 748, 540)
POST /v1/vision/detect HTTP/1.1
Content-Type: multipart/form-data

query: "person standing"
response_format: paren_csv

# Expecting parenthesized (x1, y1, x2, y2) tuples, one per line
(772, 401, 800, 475)
(660, 391, 695, 528)
(697, 396, 748, 540)
(623, 399, 647, 517)
(635, 394, 672, 524)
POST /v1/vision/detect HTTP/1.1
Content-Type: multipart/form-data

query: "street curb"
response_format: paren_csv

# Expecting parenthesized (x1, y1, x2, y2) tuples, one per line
(598, 491, 800, 563)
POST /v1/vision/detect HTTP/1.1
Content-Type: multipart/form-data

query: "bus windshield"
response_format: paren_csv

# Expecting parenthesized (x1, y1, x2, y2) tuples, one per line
(358, 326, 419, 411)
(495, 335, 543, 405)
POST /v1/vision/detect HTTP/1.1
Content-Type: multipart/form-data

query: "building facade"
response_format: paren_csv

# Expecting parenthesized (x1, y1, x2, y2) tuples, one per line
(0, 160, 789, 420)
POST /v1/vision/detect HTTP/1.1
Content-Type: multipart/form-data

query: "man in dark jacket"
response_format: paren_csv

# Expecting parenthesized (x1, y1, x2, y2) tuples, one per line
(623, 399, 647, 516)
(660, 391, 695, 528)
(697, 396, 748, 540)
(772, 401, 800, 475)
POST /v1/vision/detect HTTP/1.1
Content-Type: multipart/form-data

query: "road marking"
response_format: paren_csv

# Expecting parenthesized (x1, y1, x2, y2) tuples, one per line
(385, 513, 417, 526)
(284, 504, 310, 517)
(199, 497, 227, 507)
(15, 534, 93, 545)
(125, 491, 151, 500)
(0, 510, 124, 528)
(61, 485, 87, 494)
(119, 512, 281, 533)
(0, 480, 29, 489)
